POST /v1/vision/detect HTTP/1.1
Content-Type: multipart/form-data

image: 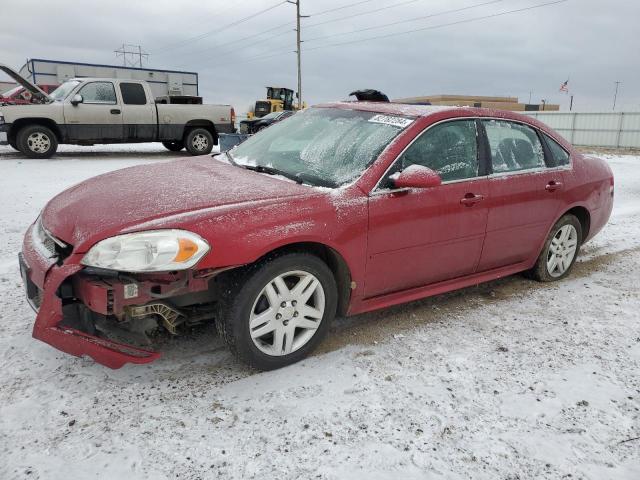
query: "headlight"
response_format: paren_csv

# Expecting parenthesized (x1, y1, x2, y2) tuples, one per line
(81, 230, 210, 272)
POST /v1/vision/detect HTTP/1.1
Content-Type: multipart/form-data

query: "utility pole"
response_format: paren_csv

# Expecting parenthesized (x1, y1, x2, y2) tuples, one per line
(288, 0, 308, 109)
(613, 81, 620, 111)
(541, 99, 546, 111)
(528, 91, 532, 104)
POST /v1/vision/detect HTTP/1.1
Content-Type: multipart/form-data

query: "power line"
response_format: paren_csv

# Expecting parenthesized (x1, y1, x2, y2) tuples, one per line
(170, 0, 382, 65)
(305, 0, 425, 29)
(308, 0, 378, 16)
(304, 0, 505, 43)
(178, 0, 500, 68)
(213, 0, 567, 67)
(305, 0, 569, 52)
(154, 1, 288, 54)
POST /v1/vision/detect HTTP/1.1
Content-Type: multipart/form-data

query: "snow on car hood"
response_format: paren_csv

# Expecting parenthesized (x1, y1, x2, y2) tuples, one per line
(41, 156, 314, 248)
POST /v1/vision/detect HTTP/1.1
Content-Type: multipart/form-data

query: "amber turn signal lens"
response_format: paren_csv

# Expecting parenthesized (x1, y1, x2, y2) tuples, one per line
(174, 238, 199, 262)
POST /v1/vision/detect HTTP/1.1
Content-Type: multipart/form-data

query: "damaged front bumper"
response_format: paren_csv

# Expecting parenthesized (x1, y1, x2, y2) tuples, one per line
(20, 222, 215, 369)
(20, 246, 160, 369)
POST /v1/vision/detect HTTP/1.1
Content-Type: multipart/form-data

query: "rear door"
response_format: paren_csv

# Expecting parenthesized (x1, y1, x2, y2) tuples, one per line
(365, 119, 490, 297)
(119, 82, 156, 141)
(476, 119, 566, 271)
(63, 81, 123, 141)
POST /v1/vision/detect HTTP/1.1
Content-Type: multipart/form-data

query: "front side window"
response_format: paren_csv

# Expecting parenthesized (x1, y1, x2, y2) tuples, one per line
(483, 120, 545, 173)
(398, 120, 479, 182)
(79, 82, 116, 104)
(120, 83, 146, 105)
(230, 107, 412, 187)
(543, 133, 570, 167)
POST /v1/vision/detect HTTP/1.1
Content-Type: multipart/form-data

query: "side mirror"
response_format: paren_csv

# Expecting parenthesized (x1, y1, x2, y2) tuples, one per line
(392, 165, 442, 189)
(70, 94, 83, 106)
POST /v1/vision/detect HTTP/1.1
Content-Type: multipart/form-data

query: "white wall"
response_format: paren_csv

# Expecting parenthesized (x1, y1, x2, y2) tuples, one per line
(523, 111, 640, 148)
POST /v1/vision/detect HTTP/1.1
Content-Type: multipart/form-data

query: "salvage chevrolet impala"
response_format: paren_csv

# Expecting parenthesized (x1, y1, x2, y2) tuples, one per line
(19, 102, 614, 370)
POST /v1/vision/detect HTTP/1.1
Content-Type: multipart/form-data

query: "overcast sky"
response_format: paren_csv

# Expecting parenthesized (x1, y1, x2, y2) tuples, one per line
(1, 0, 638, 112)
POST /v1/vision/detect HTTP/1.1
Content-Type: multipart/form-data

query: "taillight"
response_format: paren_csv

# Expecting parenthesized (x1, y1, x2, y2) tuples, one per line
(230, 107, 236, 125)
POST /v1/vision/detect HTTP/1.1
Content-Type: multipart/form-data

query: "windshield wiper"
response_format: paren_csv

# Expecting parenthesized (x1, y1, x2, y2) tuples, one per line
(242, 164, 303, 184)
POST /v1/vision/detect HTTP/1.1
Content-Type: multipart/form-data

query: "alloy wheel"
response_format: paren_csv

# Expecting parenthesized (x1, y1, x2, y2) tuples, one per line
(546, 224, 578, 277)
(192, 133, 209, 151)
(27, 132, 51, 153)
(249, 270, 325, 356)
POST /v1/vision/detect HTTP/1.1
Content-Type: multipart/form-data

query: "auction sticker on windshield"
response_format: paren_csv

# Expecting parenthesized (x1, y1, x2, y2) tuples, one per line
(368, 114, 414, 129)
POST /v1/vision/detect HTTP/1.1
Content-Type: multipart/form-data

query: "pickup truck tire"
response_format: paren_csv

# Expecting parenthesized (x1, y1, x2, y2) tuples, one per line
(185, 128, 214, 155)
(17, 125, 58, 159)
(162, 141, 184, 152)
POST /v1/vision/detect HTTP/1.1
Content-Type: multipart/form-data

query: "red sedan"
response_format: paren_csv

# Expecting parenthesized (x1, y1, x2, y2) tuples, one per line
(20, 102, 614, 370)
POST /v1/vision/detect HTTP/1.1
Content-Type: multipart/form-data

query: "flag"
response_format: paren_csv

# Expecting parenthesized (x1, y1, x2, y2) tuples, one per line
(559, 79, 569, 93)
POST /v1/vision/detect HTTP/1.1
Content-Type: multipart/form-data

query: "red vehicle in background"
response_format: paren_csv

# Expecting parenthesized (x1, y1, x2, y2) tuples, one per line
(0, 84, 57, 105)
(19, 101, 614, 371)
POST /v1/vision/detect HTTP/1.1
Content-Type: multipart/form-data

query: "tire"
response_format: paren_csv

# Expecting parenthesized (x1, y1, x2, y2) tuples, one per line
(185, 128, 214, 155)
(529, 214, 582, 282)
(17, 125, 58, 159)
(217, 253, 338, 370)
(162, 140, 184, 152)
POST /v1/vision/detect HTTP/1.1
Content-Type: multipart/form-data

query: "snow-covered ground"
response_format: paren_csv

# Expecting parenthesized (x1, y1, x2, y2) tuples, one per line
(0, 145, 639, 480)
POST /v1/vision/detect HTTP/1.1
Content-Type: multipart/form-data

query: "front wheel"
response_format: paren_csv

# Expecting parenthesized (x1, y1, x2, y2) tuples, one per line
(529, 214, 582, 282)
(162, 140, 184, 152)
(185, 128, 214, 155)
(217, 253, 337, 370)
(17, 125, 58, 159)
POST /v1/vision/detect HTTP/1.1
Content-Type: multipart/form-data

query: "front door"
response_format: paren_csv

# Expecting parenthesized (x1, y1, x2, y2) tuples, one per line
(63, 81, 123, 142)
(365, 119, 489, 297)
(476, 119, 567, 271)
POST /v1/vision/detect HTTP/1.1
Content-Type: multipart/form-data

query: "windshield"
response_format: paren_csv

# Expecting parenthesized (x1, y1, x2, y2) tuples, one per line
(49, 80, 80, 101)
(230, 107, 412, 187)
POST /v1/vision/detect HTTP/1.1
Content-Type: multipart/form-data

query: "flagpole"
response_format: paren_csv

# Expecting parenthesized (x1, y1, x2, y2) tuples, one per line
(569, 95, 574, 111)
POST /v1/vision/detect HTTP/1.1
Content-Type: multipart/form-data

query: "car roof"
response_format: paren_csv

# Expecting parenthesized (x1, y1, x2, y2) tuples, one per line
(314, 101, 542, 125)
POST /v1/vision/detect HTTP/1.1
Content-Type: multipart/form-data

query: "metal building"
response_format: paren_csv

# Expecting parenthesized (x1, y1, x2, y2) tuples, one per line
(17, 58, 198, 98)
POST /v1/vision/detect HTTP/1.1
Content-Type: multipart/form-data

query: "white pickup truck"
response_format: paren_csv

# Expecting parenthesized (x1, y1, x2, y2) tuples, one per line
(0, 64, 235, 158)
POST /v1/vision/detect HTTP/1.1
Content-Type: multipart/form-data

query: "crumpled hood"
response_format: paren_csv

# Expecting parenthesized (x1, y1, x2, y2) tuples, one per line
(41, 157, 313, 250)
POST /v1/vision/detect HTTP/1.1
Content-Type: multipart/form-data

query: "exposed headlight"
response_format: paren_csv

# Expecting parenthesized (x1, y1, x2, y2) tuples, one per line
(81, 230, 210, 272)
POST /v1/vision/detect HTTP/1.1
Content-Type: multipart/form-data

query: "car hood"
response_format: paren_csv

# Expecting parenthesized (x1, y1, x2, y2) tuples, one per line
(0, 63, 51, 102)
(41, 156, 315, 249)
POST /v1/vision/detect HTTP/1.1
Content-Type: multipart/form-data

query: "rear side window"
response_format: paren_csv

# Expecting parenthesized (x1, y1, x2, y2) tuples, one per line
(543, 133, 570, 167)
(79, 82, 116, 104)
(399, 120, 479, 182)
(483, 120, 545, 173)
(120, 83, 147, 105)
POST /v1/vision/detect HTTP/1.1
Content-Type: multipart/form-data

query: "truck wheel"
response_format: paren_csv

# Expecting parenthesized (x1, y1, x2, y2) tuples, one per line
(17, 125, 58, 159)
(185, 128, 214, 155)
(162, 141, 184, 152)
(217, 253, 337, 371)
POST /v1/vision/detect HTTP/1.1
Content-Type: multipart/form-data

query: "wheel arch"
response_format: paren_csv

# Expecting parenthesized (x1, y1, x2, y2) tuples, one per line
(231, 241, 353, 317)
(563, 205, 591, 242)
(11, 118, 62, 142)
(184, 119, 218, 145)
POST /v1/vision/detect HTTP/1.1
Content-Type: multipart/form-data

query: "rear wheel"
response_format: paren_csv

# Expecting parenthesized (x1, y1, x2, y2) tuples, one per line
(162, 140, 184, 152)
(185, 128, 214, 155)
(217, 253, 337, 370)
(529, 214, 582, 282)
(17, 125, 58, 159)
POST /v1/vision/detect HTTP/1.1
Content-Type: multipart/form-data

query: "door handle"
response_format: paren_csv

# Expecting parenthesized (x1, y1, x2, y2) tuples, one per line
(460, 193, 484, 206)
(110, 109, 121, 115)
(545, 181, 563, 192)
